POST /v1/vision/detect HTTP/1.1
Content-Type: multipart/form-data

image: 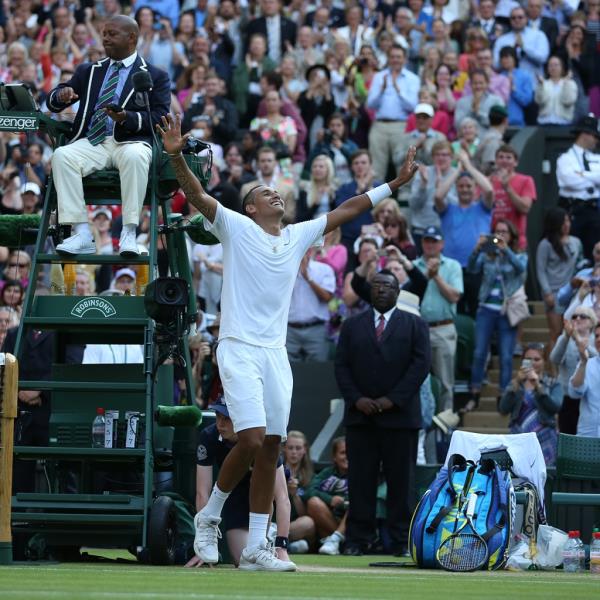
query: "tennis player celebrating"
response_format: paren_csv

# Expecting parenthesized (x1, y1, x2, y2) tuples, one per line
(158, 114, 418, 571)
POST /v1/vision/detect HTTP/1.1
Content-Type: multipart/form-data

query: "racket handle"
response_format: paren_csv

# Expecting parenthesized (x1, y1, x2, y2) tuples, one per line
(465, 492, 478, 518)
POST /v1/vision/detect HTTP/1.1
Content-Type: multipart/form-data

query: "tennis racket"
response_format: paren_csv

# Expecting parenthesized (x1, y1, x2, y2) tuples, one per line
(436, 492, 489, 572)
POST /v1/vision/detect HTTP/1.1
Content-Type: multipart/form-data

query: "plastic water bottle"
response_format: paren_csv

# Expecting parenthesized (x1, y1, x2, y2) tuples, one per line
(92, 408, 105, 448)
(590, 531, 600, 574)
(576, 532, 585, 572)
(563, 531, 581, 573)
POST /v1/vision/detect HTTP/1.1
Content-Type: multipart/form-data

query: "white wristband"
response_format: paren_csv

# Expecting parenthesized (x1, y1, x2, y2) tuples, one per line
(366, 183, 392, 206)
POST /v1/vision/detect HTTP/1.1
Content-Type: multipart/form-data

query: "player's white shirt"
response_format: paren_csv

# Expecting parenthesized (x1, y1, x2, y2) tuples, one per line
(204, 204, 327, 348)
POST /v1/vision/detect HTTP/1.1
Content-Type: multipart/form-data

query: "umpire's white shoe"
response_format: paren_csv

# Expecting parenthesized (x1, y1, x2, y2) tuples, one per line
(193, 512, 222, 563)
(119, 228, 140, 257)
(56, 233, 96, 255)
(239, 539, 297, 571)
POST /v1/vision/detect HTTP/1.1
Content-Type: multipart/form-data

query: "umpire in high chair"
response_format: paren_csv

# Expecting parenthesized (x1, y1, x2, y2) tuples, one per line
(334, 269, 431, 556)
(47, 15, 170, 257)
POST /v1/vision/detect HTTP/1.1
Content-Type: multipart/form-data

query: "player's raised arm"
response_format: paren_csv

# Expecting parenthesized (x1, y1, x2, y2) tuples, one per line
(324, 146, 418, 235)
(157, 113, 219, 223)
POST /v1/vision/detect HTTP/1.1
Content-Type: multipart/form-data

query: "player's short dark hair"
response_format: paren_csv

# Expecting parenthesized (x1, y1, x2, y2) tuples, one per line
(241, 185, 263, 215)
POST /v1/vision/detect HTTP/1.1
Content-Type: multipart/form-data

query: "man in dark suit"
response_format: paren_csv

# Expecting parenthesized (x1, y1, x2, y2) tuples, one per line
(335, 270, 431, 556)
(47, 15, 171, 257)
(244, 0, 296, 63)
(525, 0, 559, 51)
(470, 0, 505, 47)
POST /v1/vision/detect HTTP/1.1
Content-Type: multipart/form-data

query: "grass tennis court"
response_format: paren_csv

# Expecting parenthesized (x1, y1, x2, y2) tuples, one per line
(0, 553, 597, 600)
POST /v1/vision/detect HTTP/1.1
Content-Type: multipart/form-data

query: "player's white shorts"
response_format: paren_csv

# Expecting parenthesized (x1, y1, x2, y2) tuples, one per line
(216, 337, 293, 439)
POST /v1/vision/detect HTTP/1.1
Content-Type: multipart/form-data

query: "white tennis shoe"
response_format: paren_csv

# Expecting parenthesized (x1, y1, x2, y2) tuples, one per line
(193, 512, 222, 563)
(56, 232, 96, 255)
(239, 539, 297, 571)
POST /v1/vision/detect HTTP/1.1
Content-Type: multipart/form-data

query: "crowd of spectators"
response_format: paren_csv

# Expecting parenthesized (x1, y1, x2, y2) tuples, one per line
(2, 0, 600, 543)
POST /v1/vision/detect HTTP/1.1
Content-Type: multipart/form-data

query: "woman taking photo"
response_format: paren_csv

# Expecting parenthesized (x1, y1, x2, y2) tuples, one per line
(536, 207, 583, 348)
(550, 307, 598, 433)
(499, 343, 562, 465)
(308, 113, 358, 185)
(219, 142, 254, 191)
(465, 219, 527, 412)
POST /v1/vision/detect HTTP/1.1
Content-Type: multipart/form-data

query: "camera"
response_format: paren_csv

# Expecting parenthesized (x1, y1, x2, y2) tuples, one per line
(153, 22, 165, 31)
(482, 234, 500, 254)
(323, 129, 334, 144)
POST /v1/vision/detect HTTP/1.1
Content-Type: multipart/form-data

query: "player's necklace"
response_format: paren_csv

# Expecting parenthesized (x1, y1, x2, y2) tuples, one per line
(265, 228, 289, 253)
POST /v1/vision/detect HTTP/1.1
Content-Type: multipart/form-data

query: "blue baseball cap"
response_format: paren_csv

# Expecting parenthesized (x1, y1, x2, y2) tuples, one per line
(209, 397, 229, 418)
(422, 225, 443, 241)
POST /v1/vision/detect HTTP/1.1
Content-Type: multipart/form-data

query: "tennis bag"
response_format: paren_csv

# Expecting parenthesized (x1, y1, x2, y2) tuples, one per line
(409, 454, 515, 570)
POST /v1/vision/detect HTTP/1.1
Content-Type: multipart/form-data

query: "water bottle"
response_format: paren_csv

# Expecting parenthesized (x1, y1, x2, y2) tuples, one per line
(563, 531, 581, 573)
(575, 532, 585, 572)
(92, 408, 105, 448)
(590, 531, 600, 574)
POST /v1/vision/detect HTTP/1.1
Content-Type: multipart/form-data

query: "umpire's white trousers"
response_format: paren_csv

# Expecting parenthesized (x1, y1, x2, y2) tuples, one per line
(51, 136, 152, 226)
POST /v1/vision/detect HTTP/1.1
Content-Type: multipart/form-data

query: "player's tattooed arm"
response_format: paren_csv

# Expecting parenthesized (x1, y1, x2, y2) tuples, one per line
(169, 154, 217, 222)
(157, 113, 218, 222)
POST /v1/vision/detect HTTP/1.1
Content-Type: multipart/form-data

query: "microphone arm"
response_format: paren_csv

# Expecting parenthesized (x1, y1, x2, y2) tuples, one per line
(132, 71, 161, 151)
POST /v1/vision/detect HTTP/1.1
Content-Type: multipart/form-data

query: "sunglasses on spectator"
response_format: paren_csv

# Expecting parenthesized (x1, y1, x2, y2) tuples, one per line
(511, 14, 526, 19)
(572, 314, 590, 320)
(8, 262, 29, 268)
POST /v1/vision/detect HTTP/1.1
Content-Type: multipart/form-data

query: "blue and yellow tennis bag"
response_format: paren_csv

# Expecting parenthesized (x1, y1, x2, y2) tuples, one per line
(409, 454, 515, 570)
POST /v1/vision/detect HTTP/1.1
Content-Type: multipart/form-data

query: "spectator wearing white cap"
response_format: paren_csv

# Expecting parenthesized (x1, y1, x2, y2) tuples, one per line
(394, 103, 446, 169)
(90, 208, 115, 255)
(112, 267, 136, 294)
(20, 183, 42, 215)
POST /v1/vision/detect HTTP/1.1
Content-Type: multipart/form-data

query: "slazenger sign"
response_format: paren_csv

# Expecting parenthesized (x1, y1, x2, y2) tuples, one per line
(0, 116, 38, 130)
(71, 297, 117, 318)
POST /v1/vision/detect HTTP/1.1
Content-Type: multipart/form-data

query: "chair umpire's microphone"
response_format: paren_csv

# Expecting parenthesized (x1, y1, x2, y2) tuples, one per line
(133, 71, 153, 93)
(132, 71, 160, 148)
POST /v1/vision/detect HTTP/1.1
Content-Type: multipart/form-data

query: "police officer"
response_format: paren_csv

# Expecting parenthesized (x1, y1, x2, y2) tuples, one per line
(556, 114, 600, 260)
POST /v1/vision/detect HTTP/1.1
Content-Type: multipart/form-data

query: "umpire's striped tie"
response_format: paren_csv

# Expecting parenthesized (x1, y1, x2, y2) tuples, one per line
(87, 61, 124, 146)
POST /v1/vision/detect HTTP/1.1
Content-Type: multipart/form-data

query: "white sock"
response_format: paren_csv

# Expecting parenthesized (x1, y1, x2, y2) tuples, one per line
(122, 223, 136, 236)
(329, 531, 344, 542)
(74, 222, 92, 238)
(200, 484, 230, 518)
(247, 512, 270, 549)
